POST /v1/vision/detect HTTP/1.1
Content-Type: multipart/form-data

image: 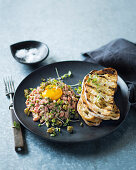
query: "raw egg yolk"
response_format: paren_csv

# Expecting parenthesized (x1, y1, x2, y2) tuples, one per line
(42, 85, 62, 100)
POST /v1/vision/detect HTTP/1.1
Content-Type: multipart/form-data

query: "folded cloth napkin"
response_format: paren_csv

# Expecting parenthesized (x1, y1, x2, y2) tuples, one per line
(83, 38, 136, 107)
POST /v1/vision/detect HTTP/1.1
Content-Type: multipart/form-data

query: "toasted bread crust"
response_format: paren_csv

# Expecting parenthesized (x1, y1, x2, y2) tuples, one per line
(77, 99, 102, 126)
(77, 98, 102, 122)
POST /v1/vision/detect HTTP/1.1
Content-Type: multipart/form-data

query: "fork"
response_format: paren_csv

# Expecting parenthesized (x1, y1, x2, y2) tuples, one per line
(4, 77, 24, 152)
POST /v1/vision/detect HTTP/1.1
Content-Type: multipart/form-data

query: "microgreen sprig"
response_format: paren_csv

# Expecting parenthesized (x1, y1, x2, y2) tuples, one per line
(55, 67, 72, 80)
(55, 67, 60, 79)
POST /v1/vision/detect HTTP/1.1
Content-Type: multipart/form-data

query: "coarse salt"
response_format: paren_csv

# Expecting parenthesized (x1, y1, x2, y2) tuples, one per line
(15, 48, 41, 63)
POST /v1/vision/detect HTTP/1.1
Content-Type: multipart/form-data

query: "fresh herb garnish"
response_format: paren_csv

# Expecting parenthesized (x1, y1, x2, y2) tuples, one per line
(55, 67, 72, 80)
(55, 127, 61, 132)
(63, 118, 70, 126)
(55, 67, 60, 79)
(87, 74, 92, 83)
(80, 122, 84, 127)
(61, 71, 72, 79)
(50, 132, 56, 137)
(52, 118, 56, 123)
(70, 80, 81, 87)
(13, 121, 20, 130)
(97, 95, 101, 100)
(74, 86, 82, 94)
(41, 78, 46, 82)
(92, 78, 97, 83)
(38, 122, 46, 127)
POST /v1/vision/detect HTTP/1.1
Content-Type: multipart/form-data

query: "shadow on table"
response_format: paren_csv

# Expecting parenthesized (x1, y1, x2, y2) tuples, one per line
(41, 106, 136, 157)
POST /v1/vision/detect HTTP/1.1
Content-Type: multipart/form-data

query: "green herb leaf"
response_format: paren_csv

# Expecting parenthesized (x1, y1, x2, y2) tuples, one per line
(80, 122, 84, 127)
(87, 74, 92, 83)
(68, 71, 72, 77)
(50, 133, 56, 137)
(75, 85, 82, 94)
(55, 67, 60, 79)
(55, 127, 61, 132)
(63, 118, 70, 126)
(41, 78, 46, 82)
(13, 121, 20, 130)
(60, 71, 72, 79)
(59, 100, 64, 105)
(52, 118, 56, 123)
(92, 78, 97, 83)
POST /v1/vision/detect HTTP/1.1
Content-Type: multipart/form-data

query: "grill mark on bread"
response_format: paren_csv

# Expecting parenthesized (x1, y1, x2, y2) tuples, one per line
(107, 109, 112, 111)
(85, 86, 114, 105)
(98, 75, 108, 80)
(88, 107, 96, 113)
(85, 84, 114, 97)
(109, 87, 116, 90)
(86, 84, 95, 89)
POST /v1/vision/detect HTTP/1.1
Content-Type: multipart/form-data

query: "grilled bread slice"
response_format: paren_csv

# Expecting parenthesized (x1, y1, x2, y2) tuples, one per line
(77, 99, 102, 126)
(82, 68, 120, 120)
(81, 83, 120, 120)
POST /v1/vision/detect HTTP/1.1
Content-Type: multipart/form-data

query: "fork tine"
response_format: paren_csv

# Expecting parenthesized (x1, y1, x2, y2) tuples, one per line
(3, 78, 8, 94)
(4, 76, 15, 95)
(10, 76, 15, 92)
(9, 76, 13, 93)
(7, 77, 11, 92)
(9, 77, 12, 92)
(6, 77, 10, 93)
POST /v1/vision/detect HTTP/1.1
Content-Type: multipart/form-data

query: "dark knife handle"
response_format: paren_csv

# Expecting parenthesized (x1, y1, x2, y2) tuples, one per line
(10, 108, 24, 152)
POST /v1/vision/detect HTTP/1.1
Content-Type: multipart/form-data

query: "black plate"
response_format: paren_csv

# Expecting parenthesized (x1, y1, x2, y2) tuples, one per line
(14, 61, 130, 143)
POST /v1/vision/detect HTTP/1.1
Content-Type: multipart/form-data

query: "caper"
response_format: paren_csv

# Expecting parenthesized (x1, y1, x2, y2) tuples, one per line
(56, 120, 63, 127)
(63, 105, 68, 110)
(24, 89, 30, 98)
(67, 126, 73, 133)
(24, 108, 30, 116)
(47, 127, 55, 134)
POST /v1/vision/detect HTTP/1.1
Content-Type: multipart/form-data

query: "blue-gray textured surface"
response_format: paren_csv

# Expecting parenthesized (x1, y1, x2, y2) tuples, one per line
(0, 0, 136, 170)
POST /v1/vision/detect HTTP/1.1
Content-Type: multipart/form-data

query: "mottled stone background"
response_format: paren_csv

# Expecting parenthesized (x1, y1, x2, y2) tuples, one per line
(0, 0, 136, 170)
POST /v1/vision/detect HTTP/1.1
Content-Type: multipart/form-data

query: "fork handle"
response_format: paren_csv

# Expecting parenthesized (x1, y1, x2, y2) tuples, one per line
(10, 108, 24, 152)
